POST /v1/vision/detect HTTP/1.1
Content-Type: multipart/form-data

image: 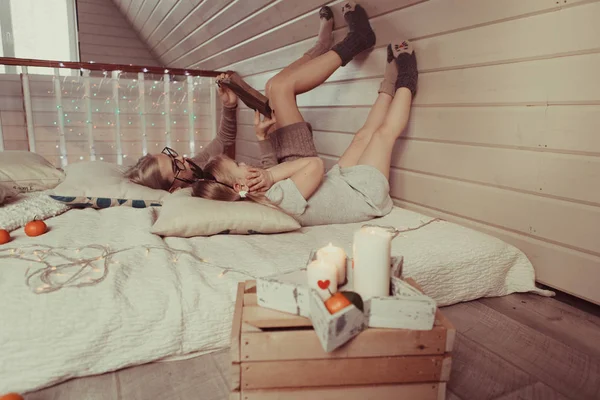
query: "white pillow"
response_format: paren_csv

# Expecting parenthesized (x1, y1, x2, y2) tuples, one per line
(51, 161, 168, 202)
(151, 188, 301, 236)
(0, 151, 65, 192)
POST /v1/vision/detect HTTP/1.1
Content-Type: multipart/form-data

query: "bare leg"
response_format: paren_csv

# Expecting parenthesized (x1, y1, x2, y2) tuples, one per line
(338, 93, 393, 168)
(356, 88, 412, 179)
(268, 51, 343, 127)
(266, 2, 376, 127)
(280, 6, 334, 74)
(264, 6, 334, 132)
(345, 39, 418, 179)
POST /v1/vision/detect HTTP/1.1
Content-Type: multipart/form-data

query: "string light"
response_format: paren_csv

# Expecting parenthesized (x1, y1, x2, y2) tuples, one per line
(1, 243, 253, 295)
(20, 69, 210, 162)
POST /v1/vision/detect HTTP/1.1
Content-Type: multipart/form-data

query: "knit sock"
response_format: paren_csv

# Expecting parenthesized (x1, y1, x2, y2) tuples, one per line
(331, 2, 376, 66)
(390, 39, 418, 97)
(378, 45, 399, 97)
(304, 6, 334, 59)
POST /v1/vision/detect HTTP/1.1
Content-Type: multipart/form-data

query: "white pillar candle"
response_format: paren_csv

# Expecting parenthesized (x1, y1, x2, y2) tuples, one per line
(316, 243, 347, 285)
(307, 259, 338, 301)
(353, 227, 392, 299)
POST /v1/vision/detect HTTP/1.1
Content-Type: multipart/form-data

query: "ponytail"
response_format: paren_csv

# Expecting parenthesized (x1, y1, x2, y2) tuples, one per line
(191, 155, 280, 210)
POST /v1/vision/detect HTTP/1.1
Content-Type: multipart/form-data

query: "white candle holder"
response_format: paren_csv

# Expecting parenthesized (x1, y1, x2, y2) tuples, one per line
(256, 249, 437, 353)
(256, 251, 403, 318)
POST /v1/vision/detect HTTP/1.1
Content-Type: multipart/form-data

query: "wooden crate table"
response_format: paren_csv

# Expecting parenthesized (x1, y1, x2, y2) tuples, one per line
(229, 279, 455, 400)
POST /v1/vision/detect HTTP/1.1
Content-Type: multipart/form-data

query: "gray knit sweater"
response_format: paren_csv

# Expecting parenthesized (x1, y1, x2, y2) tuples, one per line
(190, 105, 238, 168)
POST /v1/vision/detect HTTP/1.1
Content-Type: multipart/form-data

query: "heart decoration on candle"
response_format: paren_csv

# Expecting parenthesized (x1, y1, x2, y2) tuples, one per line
(317, 279, 330, 290)
(307, 258, 338, 301)
(316, 243, 347, 285)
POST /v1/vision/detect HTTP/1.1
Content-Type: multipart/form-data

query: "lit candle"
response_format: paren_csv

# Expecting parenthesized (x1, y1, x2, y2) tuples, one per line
(316, 243, 347, 285)
(307, 258, 338, 301)
(353, 226, 392, 299)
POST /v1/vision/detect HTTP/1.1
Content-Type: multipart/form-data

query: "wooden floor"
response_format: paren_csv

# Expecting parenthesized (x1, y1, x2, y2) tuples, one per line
(25, 292, 600, 400)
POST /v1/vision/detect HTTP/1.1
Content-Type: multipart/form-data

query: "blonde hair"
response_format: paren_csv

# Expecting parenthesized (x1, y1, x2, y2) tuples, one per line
(192, 155, 276, 209)
(124, 154, 171, 191)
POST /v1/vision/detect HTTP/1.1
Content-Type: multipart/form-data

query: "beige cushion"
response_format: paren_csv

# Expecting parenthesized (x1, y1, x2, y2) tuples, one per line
(51, 161, 168, 202)
(151, 188, 301, 237)
(0, 151, 65, 192)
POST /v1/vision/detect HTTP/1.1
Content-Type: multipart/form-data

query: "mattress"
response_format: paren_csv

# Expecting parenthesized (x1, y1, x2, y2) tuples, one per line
(0, 200, 552, 393)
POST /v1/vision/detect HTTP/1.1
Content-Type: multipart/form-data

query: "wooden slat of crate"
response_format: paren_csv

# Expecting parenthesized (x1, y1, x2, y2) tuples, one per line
(241, 355, 451, 390)
(231, 280, 454, 397)
(232, 382, 446, 400)
(241, 327, 447, 361)
(242, 305, 312, 329)
(241, 280, 454, 361)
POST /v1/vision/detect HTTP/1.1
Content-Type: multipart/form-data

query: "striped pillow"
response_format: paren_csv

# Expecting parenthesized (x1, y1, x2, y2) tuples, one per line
(49, 195, 161, 209)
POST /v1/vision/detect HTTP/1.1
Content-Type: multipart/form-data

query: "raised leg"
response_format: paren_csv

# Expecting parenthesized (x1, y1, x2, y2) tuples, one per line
(354, 40, 418, 179)
(356, 88, 412, 179)
(265, 6, 334, 98)
(337, 93, 393, 168)
(266, 2, 376, 127)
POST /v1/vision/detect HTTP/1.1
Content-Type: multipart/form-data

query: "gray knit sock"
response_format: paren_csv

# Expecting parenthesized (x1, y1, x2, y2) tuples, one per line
(389, 39, 418, 97)
(331, 2, 376, 66)
(304, 6, 334, 59)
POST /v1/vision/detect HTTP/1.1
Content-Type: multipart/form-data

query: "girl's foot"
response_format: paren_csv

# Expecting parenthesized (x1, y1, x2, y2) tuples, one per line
(389, 39, 418, 97)
(331, 2, 376, 66)
(304, 6, 334, 59)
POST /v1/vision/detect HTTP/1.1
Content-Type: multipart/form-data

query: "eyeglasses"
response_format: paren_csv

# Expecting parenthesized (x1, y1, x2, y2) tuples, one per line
(161, 147, 196, 189)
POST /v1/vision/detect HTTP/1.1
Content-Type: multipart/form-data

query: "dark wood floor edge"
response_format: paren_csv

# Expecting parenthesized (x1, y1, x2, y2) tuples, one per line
(453, 303, 578, 400)
(537, 283, 600, 317)
(489, 384, 532, 400)
(113, 372, 123, 400)
(446, 388, 466, 400)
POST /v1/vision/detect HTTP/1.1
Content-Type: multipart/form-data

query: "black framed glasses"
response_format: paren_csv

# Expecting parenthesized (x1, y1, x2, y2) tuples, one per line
(162, 147, 196, 189)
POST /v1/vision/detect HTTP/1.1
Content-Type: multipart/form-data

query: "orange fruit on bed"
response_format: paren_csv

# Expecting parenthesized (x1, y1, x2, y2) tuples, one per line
(325, 292, 352, 314)
(0, 393, 24, 400)
(24, 218, 47, 237)
(0, 229, 11, 244)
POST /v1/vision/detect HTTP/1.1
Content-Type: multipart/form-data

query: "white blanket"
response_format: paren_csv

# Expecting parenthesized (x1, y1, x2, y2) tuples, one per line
(0, 205, 551, 393)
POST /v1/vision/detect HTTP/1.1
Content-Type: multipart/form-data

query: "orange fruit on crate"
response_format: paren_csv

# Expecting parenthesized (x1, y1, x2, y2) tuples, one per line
(0, 393, 24, 400)
(0, 229, 10, 245)
(325, 292, 352, 314)
(24, 217, 47, 237)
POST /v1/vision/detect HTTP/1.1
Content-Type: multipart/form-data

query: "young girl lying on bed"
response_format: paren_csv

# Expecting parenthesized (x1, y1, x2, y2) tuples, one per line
(123, 5, 338, 193)
(192, 2, 418, 227)
(123, 72, 239, 192)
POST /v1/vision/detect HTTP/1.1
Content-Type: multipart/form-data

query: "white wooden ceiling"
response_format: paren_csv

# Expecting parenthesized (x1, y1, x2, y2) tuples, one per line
(111, 0, 350, 71)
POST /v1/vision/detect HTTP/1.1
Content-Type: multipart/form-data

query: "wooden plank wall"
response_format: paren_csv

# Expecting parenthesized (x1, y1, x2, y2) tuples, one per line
(0, 75, 27, 152)
(76, 0, 160, 66)
(114, 0, 600, 304)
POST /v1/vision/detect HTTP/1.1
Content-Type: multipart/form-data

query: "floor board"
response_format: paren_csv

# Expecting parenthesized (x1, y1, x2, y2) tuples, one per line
(116, 354, 229, 400)
(25, 372, 119, 400)
(480, 293, 600, 358)
(446, 333, 535, 400)
(24, 294, 600, 400)
(442, 301, 600, 400)
(493, 382, 571, 400)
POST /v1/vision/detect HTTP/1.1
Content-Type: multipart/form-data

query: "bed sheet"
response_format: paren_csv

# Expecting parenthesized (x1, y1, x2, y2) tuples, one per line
(0, 204, 551, 393)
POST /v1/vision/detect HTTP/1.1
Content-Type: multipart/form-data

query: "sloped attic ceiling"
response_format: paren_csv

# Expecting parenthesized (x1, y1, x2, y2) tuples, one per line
(77, 0, 161, 66)
(111, 0, 349, 71)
